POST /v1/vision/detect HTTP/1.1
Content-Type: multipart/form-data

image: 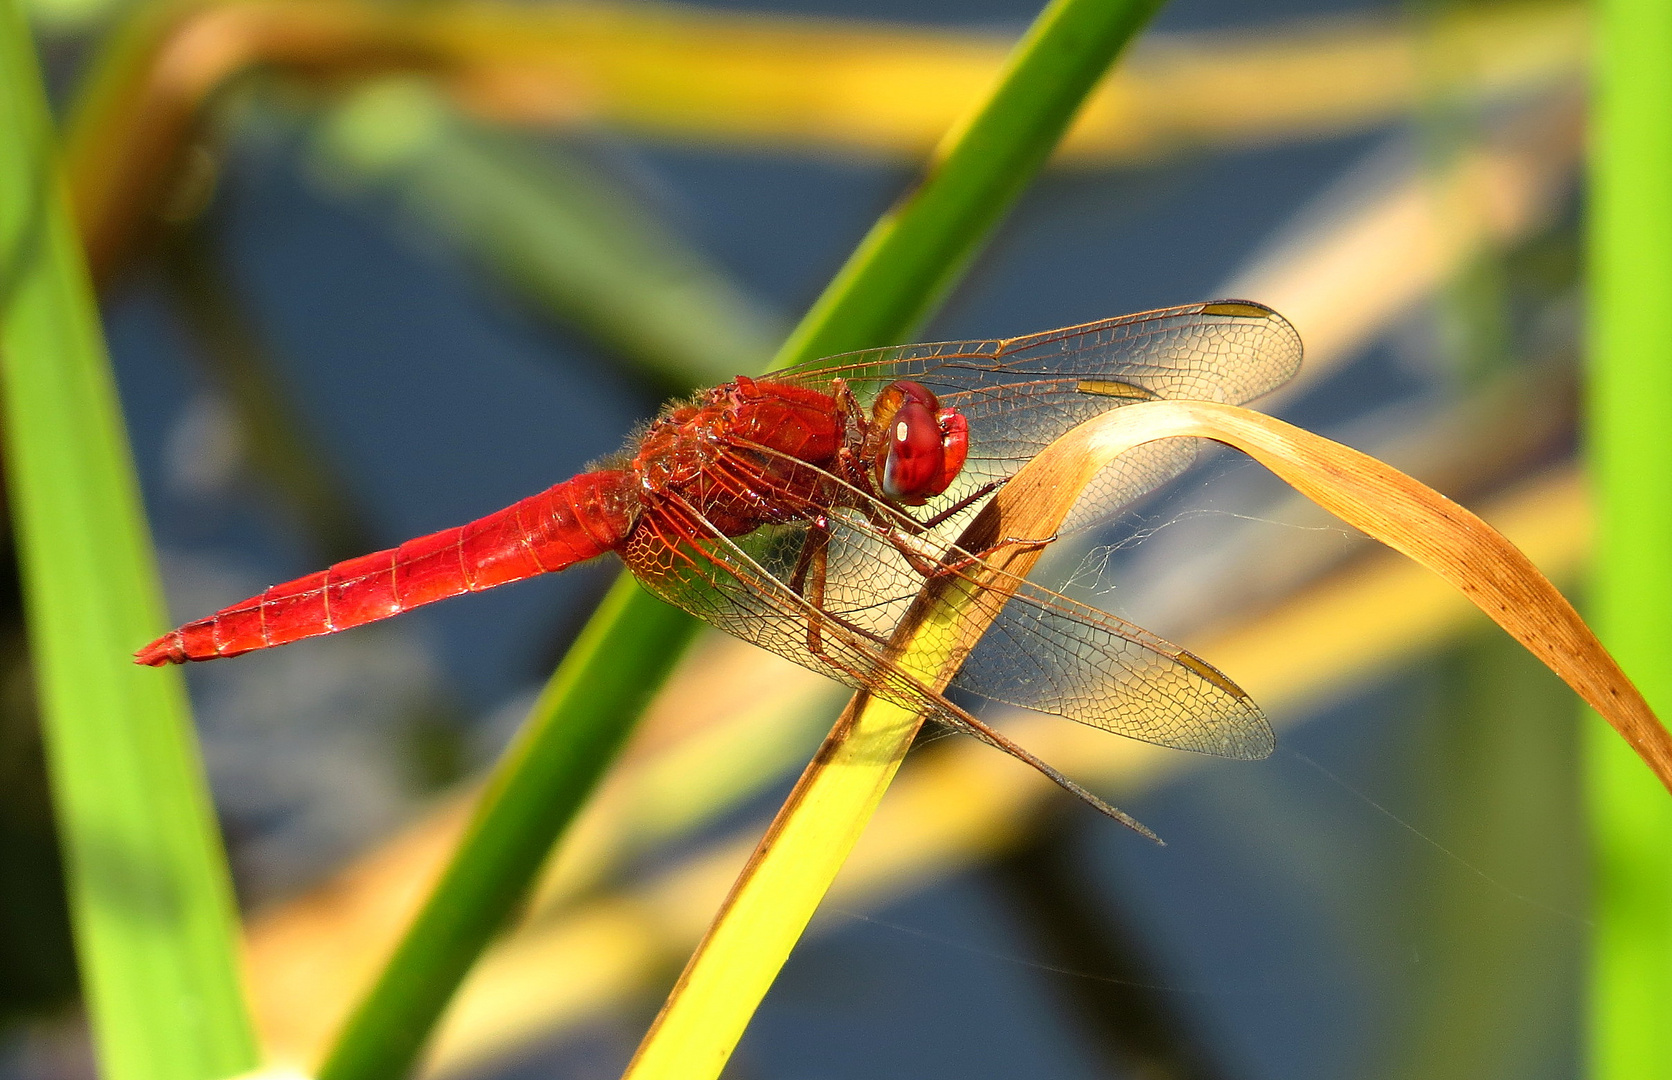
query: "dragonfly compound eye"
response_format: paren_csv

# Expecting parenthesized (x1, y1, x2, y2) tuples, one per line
(879, 399, 966, 504)
(869, 379, 938, 424)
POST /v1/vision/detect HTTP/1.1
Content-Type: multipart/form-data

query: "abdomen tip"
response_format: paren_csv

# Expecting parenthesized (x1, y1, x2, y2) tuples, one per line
(133, 636, 186, 666)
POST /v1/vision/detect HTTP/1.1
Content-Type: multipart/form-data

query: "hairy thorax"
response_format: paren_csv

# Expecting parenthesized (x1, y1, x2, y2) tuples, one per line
(629, 376, 850, 537)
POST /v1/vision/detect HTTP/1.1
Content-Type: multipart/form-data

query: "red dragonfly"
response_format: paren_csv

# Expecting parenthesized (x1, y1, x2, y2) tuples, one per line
(138, 301, 1302, 833)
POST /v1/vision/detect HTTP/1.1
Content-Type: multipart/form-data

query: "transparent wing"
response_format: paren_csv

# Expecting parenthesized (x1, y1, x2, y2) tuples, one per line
(774, 300, 1303, 533)
(948, 576, 1272, 759)
(618, 497, 969, 734)
(622, 479, 1273, 760)
(818, 502, 1274, 759)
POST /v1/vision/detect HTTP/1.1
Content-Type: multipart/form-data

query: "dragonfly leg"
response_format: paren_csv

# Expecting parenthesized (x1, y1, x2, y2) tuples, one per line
(785, 517, 823, 596)
(911, 479, 1006, 531)
(832, 377, 867, 436)
(882, 529, 947, 579)
(931, 702, 1161, 843)
(784, 520, 897, 668)
(788, 521, 834, 660)
(862, 495, 1056, 584)
(936, 532, 1059, 578)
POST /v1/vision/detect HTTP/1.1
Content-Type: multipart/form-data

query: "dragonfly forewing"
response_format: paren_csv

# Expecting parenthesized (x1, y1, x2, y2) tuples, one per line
(774, 300, 1302, 535)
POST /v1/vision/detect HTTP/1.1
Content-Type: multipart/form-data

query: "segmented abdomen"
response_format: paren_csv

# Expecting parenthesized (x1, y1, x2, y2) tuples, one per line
(136, 471, 639, 665)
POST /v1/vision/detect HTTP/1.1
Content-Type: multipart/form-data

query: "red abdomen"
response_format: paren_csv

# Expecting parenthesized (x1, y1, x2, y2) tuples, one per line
(137, 471, 639, 665)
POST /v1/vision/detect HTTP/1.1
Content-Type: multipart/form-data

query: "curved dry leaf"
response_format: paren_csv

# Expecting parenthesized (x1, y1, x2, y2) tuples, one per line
(1055, 400, 1669, 787)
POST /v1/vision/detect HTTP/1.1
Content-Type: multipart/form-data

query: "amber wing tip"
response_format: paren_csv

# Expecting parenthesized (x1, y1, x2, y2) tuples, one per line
(1200, 298, 1277, 318)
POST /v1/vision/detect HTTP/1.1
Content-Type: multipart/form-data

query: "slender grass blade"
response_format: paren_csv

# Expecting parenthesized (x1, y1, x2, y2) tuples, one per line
(0, 2, 258, 1075)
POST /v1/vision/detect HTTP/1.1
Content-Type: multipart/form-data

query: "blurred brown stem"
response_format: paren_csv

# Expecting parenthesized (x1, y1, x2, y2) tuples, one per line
(988, 820, 1229, 1080)
(65, 0, 1585, 287)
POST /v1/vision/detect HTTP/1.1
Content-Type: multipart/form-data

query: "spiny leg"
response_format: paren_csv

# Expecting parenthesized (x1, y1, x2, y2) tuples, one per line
(779, 513, 891, 654)
(785, 518, 822, 596)
(913, 479, 1005, 531)
(855, 496, 1056, 584)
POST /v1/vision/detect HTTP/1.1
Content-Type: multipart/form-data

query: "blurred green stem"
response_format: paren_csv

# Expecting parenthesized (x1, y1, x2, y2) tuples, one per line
(1387, 13, 1576, 1074)
(773, 0, 1165, 368)
(0, 2, 258, 1076)
(317, 574, 697, 1080)
(1587, 0, 1672, 1076)
(309, 82, 781, 393)
(317, 0, 1165, 1076)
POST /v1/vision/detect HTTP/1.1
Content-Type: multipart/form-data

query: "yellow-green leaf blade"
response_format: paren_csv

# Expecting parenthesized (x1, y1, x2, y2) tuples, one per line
(622, 694, 922, 1080)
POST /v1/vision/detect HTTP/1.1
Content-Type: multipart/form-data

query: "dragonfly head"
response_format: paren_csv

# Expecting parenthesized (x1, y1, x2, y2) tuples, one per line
(871, 381, 969, 506)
